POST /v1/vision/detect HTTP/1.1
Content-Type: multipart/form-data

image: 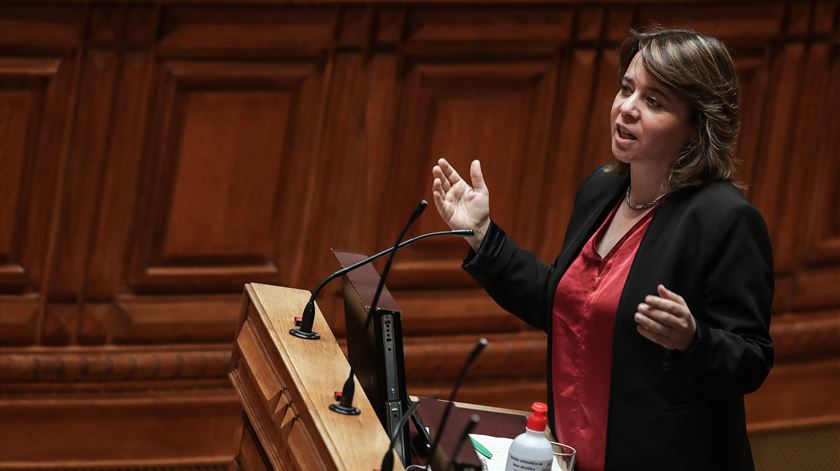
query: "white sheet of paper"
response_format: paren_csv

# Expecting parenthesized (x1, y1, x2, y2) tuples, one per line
(469, 434, 563, 471)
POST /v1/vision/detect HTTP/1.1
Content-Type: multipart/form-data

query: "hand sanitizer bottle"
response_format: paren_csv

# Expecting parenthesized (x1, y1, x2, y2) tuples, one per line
(505, 402, 553, 471)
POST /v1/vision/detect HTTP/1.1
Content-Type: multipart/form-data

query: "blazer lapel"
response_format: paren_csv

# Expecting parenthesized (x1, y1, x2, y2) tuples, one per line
(553, 175, 628, 279)
(615, 190, 681, 322)
(613, 189, 685, 342)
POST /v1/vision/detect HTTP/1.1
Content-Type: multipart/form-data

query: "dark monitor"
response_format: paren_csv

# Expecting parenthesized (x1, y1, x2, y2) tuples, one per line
(333, 250, 410, 464)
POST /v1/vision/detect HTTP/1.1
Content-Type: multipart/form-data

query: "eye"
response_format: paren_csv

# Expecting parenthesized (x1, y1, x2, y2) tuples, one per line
(646, 96, 662, 109)
(620, 83, 632, 96)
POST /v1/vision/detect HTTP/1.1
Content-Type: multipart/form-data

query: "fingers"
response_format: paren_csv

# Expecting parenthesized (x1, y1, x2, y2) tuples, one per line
(432, 176, 456, 224)
(469, 160, 487, 193)
(432, 165, 451, 192)
(634, 309, 682, 350)
(437, 158, 465, 187)
(432, 176, 443, 200)
(636, 323, 671, 348)
(643, 294, 688, 319)
(636, 303, 682, 330)
(635, 293, 690, 332)
(432, 178, 447, 215)
(657, 284, 685, 304)
(634, 286, 696, 351)
(434, 158, 486, 195)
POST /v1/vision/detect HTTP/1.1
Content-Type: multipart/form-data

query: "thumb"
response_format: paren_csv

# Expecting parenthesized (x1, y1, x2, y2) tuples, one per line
(470, 160, 488, 193)
(657, 284, 684, 303)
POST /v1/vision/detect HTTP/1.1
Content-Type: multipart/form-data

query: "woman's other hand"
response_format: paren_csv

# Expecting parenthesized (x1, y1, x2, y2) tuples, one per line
(431, 158, 491, 251)
(634, 284, 697, 351)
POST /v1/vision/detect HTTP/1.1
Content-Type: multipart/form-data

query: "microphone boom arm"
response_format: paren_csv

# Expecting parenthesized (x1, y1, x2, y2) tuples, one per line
(330, 200, 429, 415)
(290, 228, 474, 339)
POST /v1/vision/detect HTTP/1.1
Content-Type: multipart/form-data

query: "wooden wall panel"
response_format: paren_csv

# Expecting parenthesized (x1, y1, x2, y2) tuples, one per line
(0, 56, 74, 297)
(0, 1, 837, 467)
(163, 90, 291, 257)
(387, 60, 559, 288)
(0, 84, 39, 293)
(47, 50, 119, 301)
(128, 59, 326, 293)
(84, 49, 155, 302)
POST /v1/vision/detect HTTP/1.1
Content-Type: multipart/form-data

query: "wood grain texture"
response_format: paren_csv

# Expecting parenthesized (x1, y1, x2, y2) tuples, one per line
(228, 283, 401, 470)
(0, 56, 70, 296)
(0, 0, 837, 467)
(0, 389, 242, 466)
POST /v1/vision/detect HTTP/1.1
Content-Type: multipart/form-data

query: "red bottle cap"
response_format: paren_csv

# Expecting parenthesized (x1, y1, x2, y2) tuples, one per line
(526, 402, 548, 431)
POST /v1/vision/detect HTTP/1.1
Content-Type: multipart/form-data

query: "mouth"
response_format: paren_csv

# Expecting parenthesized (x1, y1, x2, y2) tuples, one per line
(616, 124, 637, 141)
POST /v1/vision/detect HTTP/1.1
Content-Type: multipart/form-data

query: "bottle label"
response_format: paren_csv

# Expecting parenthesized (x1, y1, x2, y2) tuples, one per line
(507, 455, 553, 471)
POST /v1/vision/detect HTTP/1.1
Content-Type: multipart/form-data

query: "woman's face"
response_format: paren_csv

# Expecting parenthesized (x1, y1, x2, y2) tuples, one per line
(610, 52, 694, 168)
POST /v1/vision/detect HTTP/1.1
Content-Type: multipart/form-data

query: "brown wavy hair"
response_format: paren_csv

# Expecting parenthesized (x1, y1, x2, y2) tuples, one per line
(607, 28, 741, 190)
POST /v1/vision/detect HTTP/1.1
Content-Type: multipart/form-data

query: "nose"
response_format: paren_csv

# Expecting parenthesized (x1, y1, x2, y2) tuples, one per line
(619, 93, 640, 121)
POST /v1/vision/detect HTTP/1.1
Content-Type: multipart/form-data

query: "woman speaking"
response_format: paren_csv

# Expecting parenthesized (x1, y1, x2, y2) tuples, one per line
(431, 28, 774, 471)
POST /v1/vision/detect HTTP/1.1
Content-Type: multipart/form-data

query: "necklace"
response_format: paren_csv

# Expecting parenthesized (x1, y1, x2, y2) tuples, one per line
(625, 185, 666, 210)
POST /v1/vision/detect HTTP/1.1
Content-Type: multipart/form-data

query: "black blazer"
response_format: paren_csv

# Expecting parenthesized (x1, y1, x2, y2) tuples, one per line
(463, 167, 774, 471)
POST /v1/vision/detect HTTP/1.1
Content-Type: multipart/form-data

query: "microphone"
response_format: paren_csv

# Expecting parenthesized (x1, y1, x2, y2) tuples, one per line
(330, 200, 428, 415)
(427, 338, 488, 465)
(449, 414, 481, 469)
(379, 398, 425, 471)
(289, 227, 475, 340)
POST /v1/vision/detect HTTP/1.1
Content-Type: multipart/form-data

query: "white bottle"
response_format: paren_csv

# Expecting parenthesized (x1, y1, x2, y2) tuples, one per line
(505, 402, 553, 471)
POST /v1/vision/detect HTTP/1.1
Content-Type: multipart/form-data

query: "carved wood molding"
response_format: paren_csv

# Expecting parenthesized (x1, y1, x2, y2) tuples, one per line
(772, 310, 840, 360)
(1, 307, 836, 388)
(0, 388, 241, 467)
(0, 345, 231, 384)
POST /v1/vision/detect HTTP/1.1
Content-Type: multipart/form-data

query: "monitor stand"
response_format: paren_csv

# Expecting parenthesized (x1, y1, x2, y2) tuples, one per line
(333, 250, 411, 464)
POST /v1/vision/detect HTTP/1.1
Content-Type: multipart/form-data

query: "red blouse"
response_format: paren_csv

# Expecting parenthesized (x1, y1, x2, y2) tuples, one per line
(551, 202, 657, 471)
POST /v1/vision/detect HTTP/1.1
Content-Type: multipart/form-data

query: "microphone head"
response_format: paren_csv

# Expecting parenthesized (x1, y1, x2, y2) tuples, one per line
(469, 337, 488, 362)
(410, 200, 429, 222)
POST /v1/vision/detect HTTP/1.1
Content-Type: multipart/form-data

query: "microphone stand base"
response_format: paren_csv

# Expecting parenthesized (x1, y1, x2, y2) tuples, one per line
(329, 403, 361, 415)
(288, 328, 320, 340)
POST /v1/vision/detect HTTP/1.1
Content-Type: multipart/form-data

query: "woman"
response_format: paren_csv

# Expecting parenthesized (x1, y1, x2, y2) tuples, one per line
(431, 29, 773, 471)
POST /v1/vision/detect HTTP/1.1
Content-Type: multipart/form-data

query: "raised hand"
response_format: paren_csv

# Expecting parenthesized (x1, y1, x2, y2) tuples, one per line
(431, 158, 491, 251)
(635, 284, 697, 351)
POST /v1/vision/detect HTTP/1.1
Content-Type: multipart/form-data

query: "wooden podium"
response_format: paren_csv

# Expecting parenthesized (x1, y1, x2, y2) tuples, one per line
(228, 283, 403, 470)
